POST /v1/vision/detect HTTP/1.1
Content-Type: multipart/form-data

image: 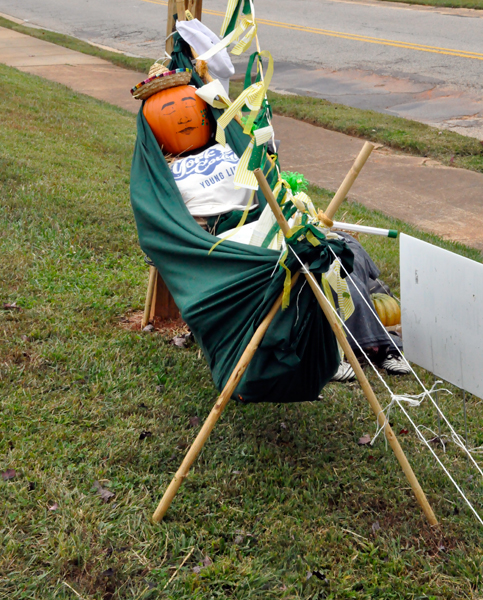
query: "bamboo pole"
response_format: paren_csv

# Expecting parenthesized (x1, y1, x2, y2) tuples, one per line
(253, 167, 438, 527)
(142, 266, 158, 329)
(323, 142, 375, 223)
(152, 273, 299, 523)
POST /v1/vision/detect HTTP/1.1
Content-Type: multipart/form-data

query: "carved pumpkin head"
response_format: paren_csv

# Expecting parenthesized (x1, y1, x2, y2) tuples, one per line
(143, 85, 212, 156)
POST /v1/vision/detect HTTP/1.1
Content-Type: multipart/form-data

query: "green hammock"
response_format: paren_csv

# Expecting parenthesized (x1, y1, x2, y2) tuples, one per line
(129, 36, 354, 404)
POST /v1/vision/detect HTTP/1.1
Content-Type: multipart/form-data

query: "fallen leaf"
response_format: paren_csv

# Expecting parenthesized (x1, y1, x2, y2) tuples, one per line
(93, 481, 115, 503)
(203, 556, 213, 567)
(139, 431, 152, 440)
(399, 428, 409, 435)
(171, 332, 193, 348)
(2, 469, 16, 481)
(2, 303, 20, 311)
(372, 521, 380, 533)
(143, 324, 154, 332)
(155, 385, 165, 393)
(189, 416, 200, 428)
(192, 566, 202, 574)
(234, 535, 244, 544)
(48, 502, 59, 511)
(358, 435, 371, 445)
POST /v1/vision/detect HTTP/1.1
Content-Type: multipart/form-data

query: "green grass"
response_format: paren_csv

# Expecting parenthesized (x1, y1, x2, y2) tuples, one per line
(377, 0, 483, 9)
(231, 82, 483, 174)
(2, 64, 483, 599)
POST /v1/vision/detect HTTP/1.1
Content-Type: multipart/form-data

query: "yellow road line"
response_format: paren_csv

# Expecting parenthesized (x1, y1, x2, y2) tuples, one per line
(141, 0, 483, 61)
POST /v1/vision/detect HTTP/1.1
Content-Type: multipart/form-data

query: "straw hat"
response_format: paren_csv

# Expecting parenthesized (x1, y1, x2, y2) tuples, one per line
(131, 63, 192, 100)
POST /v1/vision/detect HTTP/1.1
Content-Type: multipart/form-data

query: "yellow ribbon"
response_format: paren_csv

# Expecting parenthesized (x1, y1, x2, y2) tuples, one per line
(233, 140, 258, 190)
(279, 250, 292, 311)
(220, 0, 242, 37)
(196, 17, 256, 62)
(325, 259, 355, 321)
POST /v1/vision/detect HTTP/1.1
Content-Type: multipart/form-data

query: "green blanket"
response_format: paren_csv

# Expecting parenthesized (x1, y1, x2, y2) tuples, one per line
(129, 38, 354, 404)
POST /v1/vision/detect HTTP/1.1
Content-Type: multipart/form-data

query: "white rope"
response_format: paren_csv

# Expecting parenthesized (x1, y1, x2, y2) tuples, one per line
(327, 245, 483, 478)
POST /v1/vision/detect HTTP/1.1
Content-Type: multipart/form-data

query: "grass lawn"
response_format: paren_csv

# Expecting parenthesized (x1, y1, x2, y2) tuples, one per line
(2, 64, 483, 599)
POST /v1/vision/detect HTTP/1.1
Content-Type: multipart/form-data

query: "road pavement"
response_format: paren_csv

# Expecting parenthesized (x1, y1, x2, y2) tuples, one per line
(0, 0, 482, 138)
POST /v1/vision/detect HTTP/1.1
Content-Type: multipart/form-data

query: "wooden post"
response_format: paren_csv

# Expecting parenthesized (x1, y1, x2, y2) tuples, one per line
(176, 0, 186, 20)
(150, 274, 180, 322)
(253, 167, 438, 527)
(194, 0, 203, 20)
(165, 0, 176, 56)
(152, 274, 299, 523)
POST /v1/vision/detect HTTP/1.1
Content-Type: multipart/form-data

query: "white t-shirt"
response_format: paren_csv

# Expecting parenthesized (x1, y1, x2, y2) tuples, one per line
(169, 143, 257, 217)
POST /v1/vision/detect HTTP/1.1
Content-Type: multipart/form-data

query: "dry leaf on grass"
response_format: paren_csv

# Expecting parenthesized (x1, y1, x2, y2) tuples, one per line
(49, 502, 59, 511)
(2, 469, 16, 481)
(358, 435, 372, 445)
(93, 481, 115, 503)
(2, 303, 21, 311)
(189, 416, 200, 428)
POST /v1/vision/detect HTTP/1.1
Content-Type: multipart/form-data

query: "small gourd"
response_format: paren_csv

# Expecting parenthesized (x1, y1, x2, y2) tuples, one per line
(143, 85, 211, 156)
(371, 293, 401, 327)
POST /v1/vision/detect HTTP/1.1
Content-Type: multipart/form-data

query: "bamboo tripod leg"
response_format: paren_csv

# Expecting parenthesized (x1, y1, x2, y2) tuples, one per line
(253, 167, 438, 526)
(152, 275, 299, 523)
(141, 266, 157, 329)
(304, 273, 438, 526)
(324, 142, 375, 221)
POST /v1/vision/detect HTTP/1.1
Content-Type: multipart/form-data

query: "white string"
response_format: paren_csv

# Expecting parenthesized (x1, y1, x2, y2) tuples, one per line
(294, 280, 307, 328)
(418, 425, 448, 453)
(287, 245, 483, 525)
(327, 245, 483, 478)
(371, 382, 451, 446)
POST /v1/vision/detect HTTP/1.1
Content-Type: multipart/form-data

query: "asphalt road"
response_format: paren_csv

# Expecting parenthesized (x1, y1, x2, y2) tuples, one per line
(1, 0, 482, 136)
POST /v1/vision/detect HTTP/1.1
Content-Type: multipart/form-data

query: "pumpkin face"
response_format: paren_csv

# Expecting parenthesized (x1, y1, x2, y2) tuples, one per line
(143, 85, 211, 156)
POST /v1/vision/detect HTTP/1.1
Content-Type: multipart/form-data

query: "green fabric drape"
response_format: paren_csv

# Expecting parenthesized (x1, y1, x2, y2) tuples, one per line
(130, 35, 354, 403)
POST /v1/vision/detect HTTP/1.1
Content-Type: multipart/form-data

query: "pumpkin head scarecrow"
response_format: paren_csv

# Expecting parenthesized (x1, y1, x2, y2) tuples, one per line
(131, 63, 212, 156)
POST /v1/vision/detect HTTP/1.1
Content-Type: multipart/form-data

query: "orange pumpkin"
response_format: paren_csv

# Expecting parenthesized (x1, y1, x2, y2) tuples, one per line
(143, 85, 211, 156)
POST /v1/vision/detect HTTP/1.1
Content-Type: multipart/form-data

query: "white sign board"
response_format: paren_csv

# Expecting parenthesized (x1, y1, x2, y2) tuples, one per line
(400, 233, 483, 400)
